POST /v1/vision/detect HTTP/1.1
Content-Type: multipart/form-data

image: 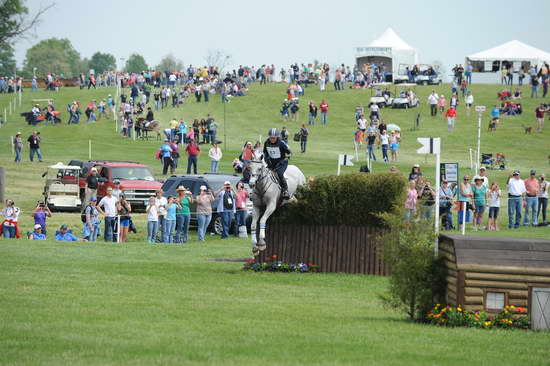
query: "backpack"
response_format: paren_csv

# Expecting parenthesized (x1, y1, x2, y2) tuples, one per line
(223, 191, 234, 210)
(80, 205, 92, 223)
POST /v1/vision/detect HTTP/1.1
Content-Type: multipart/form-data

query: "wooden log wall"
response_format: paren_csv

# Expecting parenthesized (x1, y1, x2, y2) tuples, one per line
(256, 224, 389, 275)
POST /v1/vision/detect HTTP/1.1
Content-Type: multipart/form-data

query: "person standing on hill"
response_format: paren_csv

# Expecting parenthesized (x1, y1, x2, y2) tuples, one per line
(445, 107, 457, 132)
(507, 170, 526, 229)
(299, 124, 309, 153)
(97, 187, 118, 242)
(428, 90, 438, 116)
(308, 100, 317, 125)
(319, 100, 329, 125)
(159, 139, 174, 175)
(209, 142, 223, 173)
(27, 131, 42, 162)
(85, 168, 99, 203)
(535, 103, 547, 132)
(186, 139, 200, 174)
(13, 132, 22, 163)
(523, 170, 540, 227)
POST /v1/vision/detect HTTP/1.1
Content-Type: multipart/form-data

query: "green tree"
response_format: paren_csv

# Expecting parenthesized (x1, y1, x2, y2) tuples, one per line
(125, 54, 148, 73)
(22, 38, 82, 77)
(378, 213, 445, 321)
(0, 44, 17, 77)
(156, 53, 183, 72)
(89, 52, 116, 74)
(0, 0, 53, 46)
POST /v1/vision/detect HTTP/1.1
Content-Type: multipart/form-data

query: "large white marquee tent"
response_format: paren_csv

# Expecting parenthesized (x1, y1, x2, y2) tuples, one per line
(355, 28, 419, 82)
(466, 40, 550, 72)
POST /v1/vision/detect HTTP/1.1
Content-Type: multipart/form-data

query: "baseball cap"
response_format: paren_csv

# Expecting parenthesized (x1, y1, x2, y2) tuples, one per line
(60, 224, 68, 230)
(513, 170, 520, 175)
(113, 180, 120, 185)
(479, 167, 486, 171)
(224, 181, 231, 185)
(200, 185, 207, 190)
(91, 167, 97, 172)
(90, 196, 97, 201)
(413, 164, 420, 168)
(34, 224, 42, 229)
(530, 169, 537, 175)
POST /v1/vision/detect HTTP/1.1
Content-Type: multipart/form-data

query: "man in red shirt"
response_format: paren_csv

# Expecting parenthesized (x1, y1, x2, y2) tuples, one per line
(535, 103, 547, 132)
(185, 139, 201, 174)
(319, 100, 329, 125)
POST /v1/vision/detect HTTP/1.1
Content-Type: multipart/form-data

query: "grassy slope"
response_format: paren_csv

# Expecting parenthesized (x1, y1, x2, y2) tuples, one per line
(0, 83, 549, 365)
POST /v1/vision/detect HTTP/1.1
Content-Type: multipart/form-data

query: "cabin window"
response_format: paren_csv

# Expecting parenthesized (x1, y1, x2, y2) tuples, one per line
(486, 292, 506, 311)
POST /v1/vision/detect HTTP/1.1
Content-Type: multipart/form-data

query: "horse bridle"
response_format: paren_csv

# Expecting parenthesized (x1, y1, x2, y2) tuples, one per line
(250, 161, 276, 197)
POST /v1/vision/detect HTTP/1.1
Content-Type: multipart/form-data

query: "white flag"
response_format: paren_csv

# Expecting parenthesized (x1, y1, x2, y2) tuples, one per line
(338, 154, 354, 166)
(417, 137, 440, 154)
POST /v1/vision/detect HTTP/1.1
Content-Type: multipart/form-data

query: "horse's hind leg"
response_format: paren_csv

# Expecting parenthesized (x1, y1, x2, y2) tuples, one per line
(258, 201, 276, 251)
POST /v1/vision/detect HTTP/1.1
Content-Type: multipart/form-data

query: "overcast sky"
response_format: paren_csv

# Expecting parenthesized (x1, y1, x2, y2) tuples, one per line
(14, 0, 550, 73)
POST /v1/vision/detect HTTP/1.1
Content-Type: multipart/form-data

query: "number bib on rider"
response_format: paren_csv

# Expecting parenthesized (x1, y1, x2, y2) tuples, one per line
(266, 146, 281, 159)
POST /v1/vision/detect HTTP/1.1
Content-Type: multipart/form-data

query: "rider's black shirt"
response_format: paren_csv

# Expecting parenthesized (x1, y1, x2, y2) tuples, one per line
(263, 138, 291, 169)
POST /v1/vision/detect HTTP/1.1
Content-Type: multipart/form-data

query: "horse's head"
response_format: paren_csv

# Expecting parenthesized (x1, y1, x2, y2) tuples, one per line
(248, 157, 264, 188)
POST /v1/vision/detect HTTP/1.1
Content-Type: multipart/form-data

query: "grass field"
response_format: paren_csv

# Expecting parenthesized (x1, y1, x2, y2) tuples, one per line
(0, 82, 549, 365)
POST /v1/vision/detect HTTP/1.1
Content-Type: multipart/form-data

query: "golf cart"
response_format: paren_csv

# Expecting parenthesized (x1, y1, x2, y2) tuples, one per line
(392, 86, 419, 109)
(42, 162, 82, 211)
(414, 65, 441, 85)
(369, 83, 393, 108)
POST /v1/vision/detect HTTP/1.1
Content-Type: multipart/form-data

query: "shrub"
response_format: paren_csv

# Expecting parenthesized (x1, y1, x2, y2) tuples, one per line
(272, 172, 407, 227)
(378, 213, 445, 321)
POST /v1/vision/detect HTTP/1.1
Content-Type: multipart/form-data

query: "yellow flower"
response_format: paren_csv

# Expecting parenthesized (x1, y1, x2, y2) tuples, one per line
(457, 307, 462, 312)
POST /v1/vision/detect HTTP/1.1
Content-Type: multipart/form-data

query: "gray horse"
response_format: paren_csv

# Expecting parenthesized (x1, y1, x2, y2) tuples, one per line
(248, 158, 306, 255)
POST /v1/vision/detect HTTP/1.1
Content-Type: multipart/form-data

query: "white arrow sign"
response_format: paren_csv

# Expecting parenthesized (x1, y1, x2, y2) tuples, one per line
(417, 137, 440, 155)
(475, 105, 486, 113)
(338, 154, 354, 166)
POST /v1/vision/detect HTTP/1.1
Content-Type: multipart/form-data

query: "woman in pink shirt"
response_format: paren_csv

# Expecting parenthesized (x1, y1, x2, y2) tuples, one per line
(404, 181, 417, 221)
(438, 94, 446, 115)
(235, 182, 249, 237)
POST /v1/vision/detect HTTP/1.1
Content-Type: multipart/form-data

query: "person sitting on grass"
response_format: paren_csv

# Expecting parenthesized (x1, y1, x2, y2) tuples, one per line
(55, 224, 86, 242)
(28, 224, 46, 240)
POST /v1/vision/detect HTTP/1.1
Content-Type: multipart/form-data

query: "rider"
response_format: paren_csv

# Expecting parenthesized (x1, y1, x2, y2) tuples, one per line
(263, 128, 291, 199)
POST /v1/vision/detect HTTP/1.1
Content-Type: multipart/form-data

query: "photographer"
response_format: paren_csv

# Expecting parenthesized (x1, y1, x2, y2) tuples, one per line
(175, 186, 193, 244)
(1, 199, 21, 239)
(32, 201, 52, 236)
(216, 181, 237, 239)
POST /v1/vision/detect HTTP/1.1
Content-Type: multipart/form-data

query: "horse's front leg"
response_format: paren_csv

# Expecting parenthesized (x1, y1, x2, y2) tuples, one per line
(251, 204, 261, 256)
(258, 200, 277, 251)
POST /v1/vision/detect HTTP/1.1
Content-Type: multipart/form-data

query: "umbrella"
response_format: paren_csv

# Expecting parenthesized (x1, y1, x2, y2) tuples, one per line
(387, 124, 401, 132)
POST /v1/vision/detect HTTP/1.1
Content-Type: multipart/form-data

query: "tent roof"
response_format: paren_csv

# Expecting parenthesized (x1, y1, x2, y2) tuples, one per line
(368, 28, 415, 51)
(48, 162, 81, 170)
(467, 40, 550, 62)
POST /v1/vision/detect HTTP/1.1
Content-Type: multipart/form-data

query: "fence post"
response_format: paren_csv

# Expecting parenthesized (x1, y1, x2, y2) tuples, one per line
(0, 167, 5, 204)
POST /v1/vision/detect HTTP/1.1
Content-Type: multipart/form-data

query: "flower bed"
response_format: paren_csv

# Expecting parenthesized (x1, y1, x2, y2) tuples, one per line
(427, 304, 530, 329)
(243, 255, 320, 273)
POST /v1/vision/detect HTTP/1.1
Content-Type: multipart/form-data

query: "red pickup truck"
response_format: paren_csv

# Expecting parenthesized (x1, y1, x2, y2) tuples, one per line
(69, 160, 162, 207)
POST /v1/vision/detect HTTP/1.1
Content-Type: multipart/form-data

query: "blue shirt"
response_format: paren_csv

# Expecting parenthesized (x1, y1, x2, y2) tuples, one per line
(491, 108, 500, 118)
(166, 203, 177, 220)
(55, 232, 79, 241)
(160, 144, 172, 158)
(178, 124, 187, 135)
(30, 232, 46, 240)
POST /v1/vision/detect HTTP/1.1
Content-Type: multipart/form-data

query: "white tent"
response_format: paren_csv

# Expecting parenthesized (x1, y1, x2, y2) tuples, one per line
(355, 28, 419, 82)
(466, 40, 550, 72)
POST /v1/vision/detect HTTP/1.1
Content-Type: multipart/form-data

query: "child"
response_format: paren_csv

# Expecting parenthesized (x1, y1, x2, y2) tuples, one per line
(146, 196, 158, 243)
(488, 182, 501, 231)
(472, 177, 488, 231)
(438, 94, 446, 114)
(355, 105, 364, 121)
(404, 181, 417, 221)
